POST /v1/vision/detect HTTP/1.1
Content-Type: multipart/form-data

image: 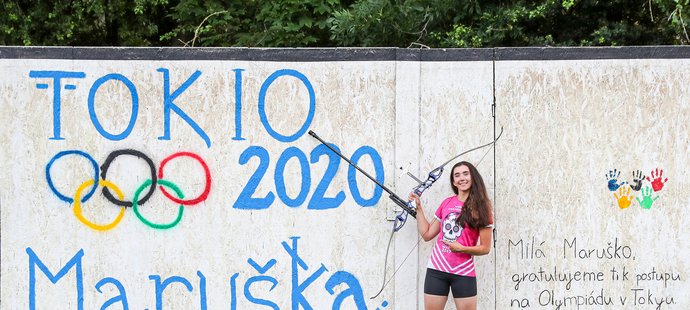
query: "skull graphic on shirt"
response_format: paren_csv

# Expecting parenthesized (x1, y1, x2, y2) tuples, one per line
(442, 212, 463, 242)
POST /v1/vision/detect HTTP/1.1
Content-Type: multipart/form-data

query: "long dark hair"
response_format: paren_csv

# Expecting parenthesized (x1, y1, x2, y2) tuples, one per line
(451, 161, 493, 229)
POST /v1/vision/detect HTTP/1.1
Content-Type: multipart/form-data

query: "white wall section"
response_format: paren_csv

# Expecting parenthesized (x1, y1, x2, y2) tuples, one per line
(1, 47, 688, 309)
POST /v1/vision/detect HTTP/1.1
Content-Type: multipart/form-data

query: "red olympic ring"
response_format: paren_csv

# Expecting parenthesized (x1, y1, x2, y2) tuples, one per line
(158, 152, 212, 206)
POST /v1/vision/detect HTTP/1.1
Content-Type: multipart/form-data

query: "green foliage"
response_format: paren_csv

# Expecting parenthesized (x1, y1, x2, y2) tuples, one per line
(328, 0, 439, 46)
(1, 0, 688, 47)
(163, 0, 343, 47)
(330, 0, 690, 47)
(655, 0, 690, 44)
(1, 0, 173, 46)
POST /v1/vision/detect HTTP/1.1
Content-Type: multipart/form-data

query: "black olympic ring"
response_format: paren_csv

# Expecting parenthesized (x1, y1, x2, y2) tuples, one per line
(100, 149, 157, 207)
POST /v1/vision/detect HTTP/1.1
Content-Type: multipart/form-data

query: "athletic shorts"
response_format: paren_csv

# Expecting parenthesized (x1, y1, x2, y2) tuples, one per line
(424, 268, 477, 298)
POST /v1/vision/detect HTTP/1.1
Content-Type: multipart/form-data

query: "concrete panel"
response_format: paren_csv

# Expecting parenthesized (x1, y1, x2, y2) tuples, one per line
(495, 59, 690, 309)
(0, 57, 400, 309)
(394, 60, 422, 309)
(416, 61, 496, 310)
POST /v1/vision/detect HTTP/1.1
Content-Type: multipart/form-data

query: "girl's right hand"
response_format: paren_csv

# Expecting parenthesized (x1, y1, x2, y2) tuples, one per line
(408, 192, 421, 211)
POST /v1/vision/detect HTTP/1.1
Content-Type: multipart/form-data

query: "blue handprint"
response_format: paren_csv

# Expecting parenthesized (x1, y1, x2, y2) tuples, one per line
(606, 169, 626, 191)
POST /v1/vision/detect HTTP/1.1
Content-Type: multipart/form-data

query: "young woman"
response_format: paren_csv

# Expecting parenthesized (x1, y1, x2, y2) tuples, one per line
(409, 161, 493, 310)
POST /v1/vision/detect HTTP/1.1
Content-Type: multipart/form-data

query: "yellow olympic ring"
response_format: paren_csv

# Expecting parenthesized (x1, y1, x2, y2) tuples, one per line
(73, 179, 126, 231)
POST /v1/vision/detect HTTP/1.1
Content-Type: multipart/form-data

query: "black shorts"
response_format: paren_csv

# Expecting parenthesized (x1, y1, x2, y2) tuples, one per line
(424, 268, 477, 298)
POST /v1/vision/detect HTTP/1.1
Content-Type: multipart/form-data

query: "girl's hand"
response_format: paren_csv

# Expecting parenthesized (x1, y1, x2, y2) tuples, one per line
(408, 192, 421, 211)
(442, 239, 465, 253)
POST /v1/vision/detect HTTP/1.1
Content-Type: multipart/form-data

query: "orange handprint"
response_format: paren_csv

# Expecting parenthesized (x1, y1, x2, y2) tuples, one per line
(646, 168, 669, 192)
(613, 185, 634, 209)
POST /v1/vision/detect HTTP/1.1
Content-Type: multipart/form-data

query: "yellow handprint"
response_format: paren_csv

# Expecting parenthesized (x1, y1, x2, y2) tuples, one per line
(613, 185, 635, 209)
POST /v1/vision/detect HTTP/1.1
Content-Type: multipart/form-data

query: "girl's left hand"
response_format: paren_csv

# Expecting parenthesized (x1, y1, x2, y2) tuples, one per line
(442, 240, 465, 253)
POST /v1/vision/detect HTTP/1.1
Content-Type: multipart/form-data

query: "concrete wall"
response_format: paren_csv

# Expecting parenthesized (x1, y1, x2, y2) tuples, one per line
(493, 52, 690, 310)
(1, 46, 688, 309)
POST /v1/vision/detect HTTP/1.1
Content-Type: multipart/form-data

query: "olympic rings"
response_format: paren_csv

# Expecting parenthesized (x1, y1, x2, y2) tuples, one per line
(46, 149, 212, 230)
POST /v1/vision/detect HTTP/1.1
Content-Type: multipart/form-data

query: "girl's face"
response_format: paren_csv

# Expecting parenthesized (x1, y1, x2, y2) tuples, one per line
(453, 165, 472, 193)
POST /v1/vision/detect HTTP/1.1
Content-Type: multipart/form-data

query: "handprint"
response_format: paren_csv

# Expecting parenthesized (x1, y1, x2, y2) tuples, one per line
(636, 186, 659, 209)
(646, 168, 669, 192)
(606, 169, 626, 191)
(613, 185, 634, 209)
(630, 170, 645, 191)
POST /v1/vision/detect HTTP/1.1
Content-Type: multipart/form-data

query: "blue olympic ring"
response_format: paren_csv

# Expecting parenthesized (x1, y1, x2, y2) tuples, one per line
(46, 150, 99, 203)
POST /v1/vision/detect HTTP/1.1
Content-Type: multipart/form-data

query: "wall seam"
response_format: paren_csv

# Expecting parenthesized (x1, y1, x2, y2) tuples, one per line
(492, 47, 498, 310)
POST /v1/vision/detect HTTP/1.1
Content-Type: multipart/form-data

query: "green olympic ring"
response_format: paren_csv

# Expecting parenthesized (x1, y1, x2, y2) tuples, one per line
(132, 179, 184, 229)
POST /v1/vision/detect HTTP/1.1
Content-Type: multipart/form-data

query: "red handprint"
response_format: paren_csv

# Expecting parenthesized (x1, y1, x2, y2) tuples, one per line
(646, 168, 668, 192)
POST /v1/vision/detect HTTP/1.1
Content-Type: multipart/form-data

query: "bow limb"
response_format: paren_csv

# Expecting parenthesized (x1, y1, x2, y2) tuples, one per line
(411, 126, 503, 197)
(439, 126, 503, 168)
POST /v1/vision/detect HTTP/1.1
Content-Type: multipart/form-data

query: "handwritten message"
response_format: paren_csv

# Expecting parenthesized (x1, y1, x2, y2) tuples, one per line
(506, 236, 682, 309)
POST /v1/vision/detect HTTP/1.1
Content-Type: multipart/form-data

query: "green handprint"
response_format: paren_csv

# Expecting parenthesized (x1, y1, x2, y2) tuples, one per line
(636, 186, 659, 209)
(613, 185, 634, 209)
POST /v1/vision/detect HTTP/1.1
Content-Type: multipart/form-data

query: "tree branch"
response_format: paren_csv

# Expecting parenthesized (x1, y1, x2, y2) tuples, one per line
(182, 10, 228, 47)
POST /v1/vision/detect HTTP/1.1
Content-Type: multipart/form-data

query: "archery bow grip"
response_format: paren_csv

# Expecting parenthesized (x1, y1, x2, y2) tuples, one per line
(388, 194, 417, 218)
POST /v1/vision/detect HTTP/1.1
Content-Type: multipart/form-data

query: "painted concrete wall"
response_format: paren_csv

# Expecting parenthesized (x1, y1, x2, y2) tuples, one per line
(1, 47, 688, 310)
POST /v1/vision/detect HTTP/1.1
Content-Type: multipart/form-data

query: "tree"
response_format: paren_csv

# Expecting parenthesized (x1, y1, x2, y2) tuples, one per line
(328, 0, 690, 47)
(2, 0, 688, 47)
(1, 0, 174, 46)
(162, 0, 344, 47)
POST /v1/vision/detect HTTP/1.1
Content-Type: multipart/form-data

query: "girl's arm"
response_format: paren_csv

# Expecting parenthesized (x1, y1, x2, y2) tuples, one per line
(410, 193, 440, 241)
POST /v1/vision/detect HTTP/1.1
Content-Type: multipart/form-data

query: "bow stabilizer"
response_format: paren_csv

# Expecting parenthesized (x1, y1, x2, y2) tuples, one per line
(308, 130, 416, 218)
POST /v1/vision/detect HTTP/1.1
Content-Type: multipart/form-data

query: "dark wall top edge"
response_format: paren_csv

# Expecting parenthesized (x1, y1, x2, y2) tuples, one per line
(0, 46, 494, 61)
(495, 46, 690, 60)
(0, 46, 688, 61)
